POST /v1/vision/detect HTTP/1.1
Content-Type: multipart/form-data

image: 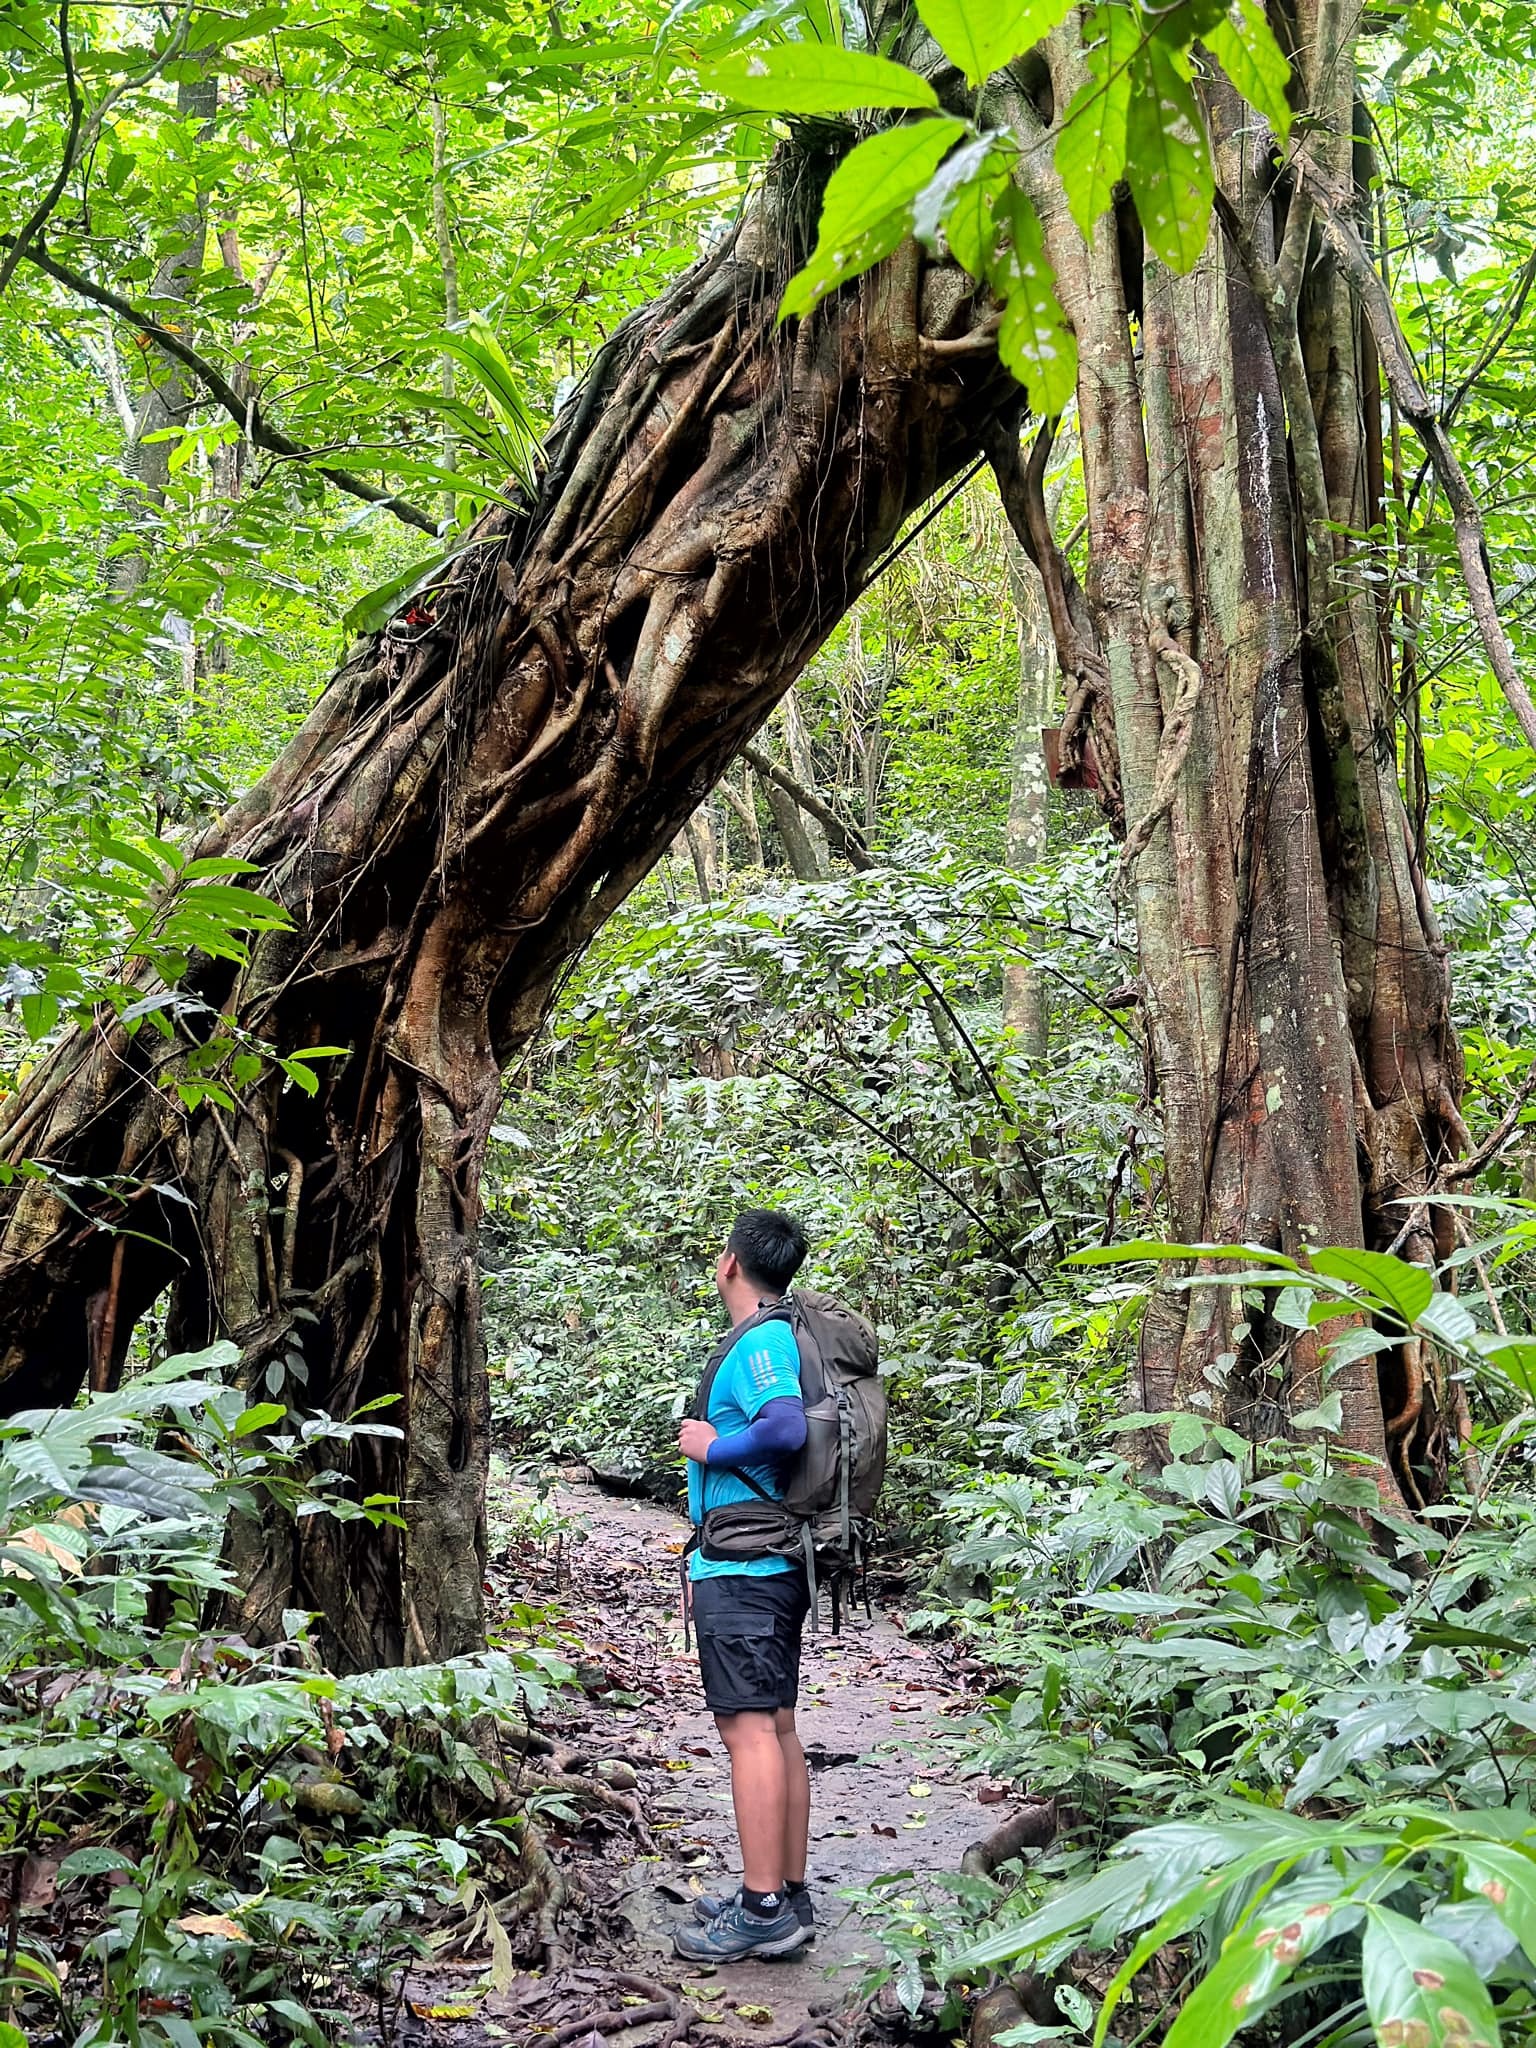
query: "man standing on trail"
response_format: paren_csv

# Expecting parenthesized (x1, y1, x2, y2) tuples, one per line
(672, 1208, 815, 1964)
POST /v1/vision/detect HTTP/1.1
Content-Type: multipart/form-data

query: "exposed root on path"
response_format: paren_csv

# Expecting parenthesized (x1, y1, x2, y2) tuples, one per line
(503, 1817, 569, 1972)
(547, 1973, 699, 2046)
(959, 1794, 1058, 1876)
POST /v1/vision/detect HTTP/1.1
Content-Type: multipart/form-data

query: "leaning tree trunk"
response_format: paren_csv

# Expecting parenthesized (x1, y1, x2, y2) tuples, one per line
(0, 204, 1015, 1667)
(988, 5, 1464, 1508)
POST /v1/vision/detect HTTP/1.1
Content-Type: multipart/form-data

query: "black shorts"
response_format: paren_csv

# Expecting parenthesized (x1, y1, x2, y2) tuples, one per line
(691, 1570, 809, 1716)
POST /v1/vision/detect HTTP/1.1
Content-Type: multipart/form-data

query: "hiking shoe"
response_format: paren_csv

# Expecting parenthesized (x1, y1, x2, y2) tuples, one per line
(694, 1887, 816, 1939)
(673, 1897, 809, 1962)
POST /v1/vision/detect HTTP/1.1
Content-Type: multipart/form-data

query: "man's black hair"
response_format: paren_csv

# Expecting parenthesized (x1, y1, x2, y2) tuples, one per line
(728, 1208, 809, 1295)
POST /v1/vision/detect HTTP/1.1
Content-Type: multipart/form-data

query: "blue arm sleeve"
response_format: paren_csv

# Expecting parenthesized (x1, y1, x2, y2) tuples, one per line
(705, 1396, 807, 1470)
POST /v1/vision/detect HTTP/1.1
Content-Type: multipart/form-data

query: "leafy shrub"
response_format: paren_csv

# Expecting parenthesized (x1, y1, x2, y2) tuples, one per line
(0, 1351, 569, 2046)
(880, 1232, 1536, 2044)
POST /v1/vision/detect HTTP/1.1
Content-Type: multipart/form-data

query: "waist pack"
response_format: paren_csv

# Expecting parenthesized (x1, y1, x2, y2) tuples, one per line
(688, 1290, 887, 1631)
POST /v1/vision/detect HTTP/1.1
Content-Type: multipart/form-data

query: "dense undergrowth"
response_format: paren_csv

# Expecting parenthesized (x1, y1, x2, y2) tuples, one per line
(481, 840, 1536, 2045)
(0, 1356, 574, 2047)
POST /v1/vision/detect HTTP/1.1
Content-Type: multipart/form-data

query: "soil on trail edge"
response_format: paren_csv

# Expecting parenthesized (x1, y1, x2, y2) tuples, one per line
(489, 1479, 991, 2045)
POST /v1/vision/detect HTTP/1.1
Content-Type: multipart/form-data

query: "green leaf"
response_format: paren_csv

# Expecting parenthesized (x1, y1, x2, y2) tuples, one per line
(1460, 1841, 1536, 1965)
(1167, 1411, 1205, 1457)
(1055, 3, 1137, 235)
(436, 318, 541, 489)
(1361, 1906, 1502, 2048)
(1163, 1880, 1360, 2048)
(98, 833, 170, 885)
(1125, 32, 1213, 270)
(914, 0, 1076, 87)
(57, 1846, 137, 1884)
(819, 119, 969, 249)
(1201, 0, 1292, 137)
(1291, 1701, 1425, 1806)
(1291, 1392, 1343, 1433)
(1066, 1239, 1302, 1270)
(1309, 1248, 1435, 1326)
(1416, 1290, 1478, 1350)
(699, 46, 940, 113)
(945, 1860, 1153, 1974)
(987, 165, 1075, 373)
(1320, 1326, 1397, 1375)
(341, 541, 481, 639)
(913, 133, 1011, 259)
(781, 119, 967, 321)
(235, 1402, 287, 1438)
(943, 169, 1002, 275)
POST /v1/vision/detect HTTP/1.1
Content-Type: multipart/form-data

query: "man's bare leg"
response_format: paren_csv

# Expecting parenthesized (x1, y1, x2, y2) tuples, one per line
(774, 1707, 810, 1885)
(716, 1711, 788, 1893)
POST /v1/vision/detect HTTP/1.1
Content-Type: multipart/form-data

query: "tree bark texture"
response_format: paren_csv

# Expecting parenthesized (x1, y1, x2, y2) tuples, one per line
(0, 215, 1015, 1667)
(990, 11, 1465, 1506)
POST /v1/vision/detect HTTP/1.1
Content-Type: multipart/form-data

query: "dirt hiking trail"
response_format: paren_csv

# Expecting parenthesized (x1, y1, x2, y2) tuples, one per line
(486, 1478, 1001, 2046)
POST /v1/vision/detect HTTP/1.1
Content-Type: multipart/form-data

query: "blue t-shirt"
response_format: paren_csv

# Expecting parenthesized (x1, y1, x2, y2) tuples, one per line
(687, 1316, 803, 1582)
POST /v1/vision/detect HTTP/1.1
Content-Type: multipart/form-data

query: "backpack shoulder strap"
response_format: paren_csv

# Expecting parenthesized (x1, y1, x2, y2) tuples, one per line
(689, 1300, 793, 1421)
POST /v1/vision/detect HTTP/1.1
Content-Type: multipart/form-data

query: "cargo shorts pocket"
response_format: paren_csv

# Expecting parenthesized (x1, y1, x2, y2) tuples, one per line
(694, 1600, 791, 1713)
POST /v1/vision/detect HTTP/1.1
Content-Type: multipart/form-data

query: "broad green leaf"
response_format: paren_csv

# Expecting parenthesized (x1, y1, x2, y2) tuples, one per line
(1055, 3, 1138, 235)
(699, 47, 940, 113)
(1162, 1881, 1360, 2048)
(1167, 1411, 1206, 1457)
(235, 1402, 287, 1438)
(943, 167, 1004, 275)
(819, 119, 968, 248)
(1320, 1326, 1397, 1375)
(1291, 1700, 1427, 1806)
(781, 119, 966, 321)
(1202, 0, 1292, 136)
(1361, 1907, 1502, 2048)
(98, 834, 170, 885)
(912, 133, 1011, 258)
(1416, 1290, 1477, 1349)
(57, 1846, 137, 1884)
(914, 0, 1076, 87)
(1460, 1841, 1536, 1964)
(436, 318, 540, 488)
(1291, 1392, 1343, 1433)
(340, 541, 488, 639)
(1309, 1248, 1435, 1325)
(1066, 1239, 1303, 1270)
(945, 1859, 1153, 1974)
(1125, 32, 1213, 270)
(991, 187, 1077, 413)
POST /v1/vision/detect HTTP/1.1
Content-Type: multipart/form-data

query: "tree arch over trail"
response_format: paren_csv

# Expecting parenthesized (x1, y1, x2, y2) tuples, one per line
(0, 199, 1017, 1667)
(0, 4, 1504, 1664)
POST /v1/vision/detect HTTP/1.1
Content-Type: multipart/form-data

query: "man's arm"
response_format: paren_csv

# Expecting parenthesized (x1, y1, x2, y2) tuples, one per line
(678, 1319, 804, 1466)
(677, 1400, 806, 1466)
(704, 1397, 806, 1469)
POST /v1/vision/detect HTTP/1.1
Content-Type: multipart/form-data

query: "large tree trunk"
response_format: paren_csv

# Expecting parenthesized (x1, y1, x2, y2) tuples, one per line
(0, 210, 1014, 1667)
(990, 11, 1464, 1507)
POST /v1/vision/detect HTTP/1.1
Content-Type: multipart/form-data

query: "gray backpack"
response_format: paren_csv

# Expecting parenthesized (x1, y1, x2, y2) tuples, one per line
(690, 1290, 887, 1629)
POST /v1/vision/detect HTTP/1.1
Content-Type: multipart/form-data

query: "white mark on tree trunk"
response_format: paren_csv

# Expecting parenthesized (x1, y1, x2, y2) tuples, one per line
(1246, 391, 1279, 601)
